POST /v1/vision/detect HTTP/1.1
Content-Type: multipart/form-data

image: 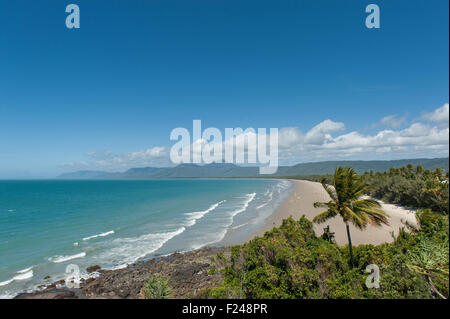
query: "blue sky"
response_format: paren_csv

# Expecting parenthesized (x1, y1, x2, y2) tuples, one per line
(0, 0, 448, 178)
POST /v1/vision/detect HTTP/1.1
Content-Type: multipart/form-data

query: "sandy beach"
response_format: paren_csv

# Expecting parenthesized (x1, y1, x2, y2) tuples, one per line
(11, 179, 431, 299)
(248, 179, 418, 246)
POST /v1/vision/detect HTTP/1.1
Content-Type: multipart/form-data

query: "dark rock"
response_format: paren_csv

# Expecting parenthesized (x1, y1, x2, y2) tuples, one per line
(14, 289, 78, 299)
(14, 246, 228, 299)
(87, 265, 101, 273)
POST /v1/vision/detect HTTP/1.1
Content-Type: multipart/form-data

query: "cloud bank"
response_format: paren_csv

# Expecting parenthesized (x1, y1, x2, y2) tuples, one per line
(63, 103, 449, 171)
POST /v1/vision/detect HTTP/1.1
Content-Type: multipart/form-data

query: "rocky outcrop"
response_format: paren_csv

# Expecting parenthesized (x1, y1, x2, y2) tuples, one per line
(14, 247, 228, 299)
(14, 289, 79, 299)
(86, 265, 101, 273)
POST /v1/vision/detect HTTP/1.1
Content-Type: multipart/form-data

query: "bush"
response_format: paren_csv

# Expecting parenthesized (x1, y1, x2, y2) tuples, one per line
(207, 213, 449, 299)
(141, 274, 173, 299)
(363, 165, 449, 214)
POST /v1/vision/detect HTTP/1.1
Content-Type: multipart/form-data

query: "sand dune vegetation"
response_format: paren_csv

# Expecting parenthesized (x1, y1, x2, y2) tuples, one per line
(199, 166, 449, 299)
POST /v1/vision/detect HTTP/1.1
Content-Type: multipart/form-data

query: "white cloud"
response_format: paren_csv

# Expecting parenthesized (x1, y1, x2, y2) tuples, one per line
(304, 119, 345, 145)
(128, 147, 166, 161)
(421, 103, 449, 123)
(277, 105, 448, 163)
(63, 104, 449, 171)
(63, 146, 170, 171)
(380, 115, 407, 128)
(278, 127, 303, 148)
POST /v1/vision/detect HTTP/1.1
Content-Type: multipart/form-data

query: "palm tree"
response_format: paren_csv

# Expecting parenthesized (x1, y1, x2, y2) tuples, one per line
(313, 167, 390, 268)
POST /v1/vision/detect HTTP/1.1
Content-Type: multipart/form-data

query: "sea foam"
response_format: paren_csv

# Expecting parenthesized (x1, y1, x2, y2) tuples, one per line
(256, 191, 273, 210)
(12, 270, 33, 281)
(191, 192, 257, 250)
(0, 270, 34, 287)
(16, 266, 33, 274)
(184, 200, 225, 227)
(230, 193, 256, 217)
(96, 227, 186, 267)
(82, 230, 115, 241)
(49, 252, 86, 264)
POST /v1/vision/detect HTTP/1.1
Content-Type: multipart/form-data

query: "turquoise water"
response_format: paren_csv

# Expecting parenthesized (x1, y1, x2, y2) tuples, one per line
(0, 179, 293, 298)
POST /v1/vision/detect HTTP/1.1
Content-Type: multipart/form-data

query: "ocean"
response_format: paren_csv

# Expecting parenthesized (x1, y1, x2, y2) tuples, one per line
(0, 179, 293, 298)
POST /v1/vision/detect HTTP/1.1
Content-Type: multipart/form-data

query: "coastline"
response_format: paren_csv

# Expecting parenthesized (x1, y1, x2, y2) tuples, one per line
(12, 179, 419, 299)
(15, 247, 229, 299)
(247, 179, 418, 246)
(1, 178, 278, 298)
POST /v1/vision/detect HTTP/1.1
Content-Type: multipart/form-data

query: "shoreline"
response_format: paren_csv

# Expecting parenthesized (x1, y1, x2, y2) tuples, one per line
(12, 179, 419, 298)
(247, 179, 418, 246)
(14, 247, 229, 299)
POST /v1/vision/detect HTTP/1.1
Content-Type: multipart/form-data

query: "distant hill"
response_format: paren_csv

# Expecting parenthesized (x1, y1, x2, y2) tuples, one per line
(275, 158, 449, 176)
(57, 157, 448, 179)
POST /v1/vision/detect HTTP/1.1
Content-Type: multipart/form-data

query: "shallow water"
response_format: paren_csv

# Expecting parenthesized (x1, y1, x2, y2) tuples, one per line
(0, 179, 293, 298)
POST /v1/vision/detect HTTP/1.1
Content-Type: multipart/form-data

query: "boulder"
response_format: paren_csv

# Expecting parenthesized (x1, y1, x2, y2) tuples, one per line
(87, 265, 101, 273)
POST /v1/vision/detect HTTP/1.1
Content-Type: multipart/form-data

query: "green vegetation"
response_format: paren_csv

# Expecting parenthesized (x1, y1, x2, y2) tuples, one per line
(406, 227, 449, 299)
(313, 167, 389, 267)
(286, 174, 333, 183)
(201, 212, 448, 299)
(141, 274, 173, 299)
(197, 165, 449, 299)
(363, 165, 449, 214)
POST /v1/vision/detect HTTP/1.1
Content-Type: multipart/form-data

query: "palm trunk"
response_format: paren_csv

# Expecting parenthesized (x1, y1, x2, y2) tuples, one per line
(345, 221, 354, 268)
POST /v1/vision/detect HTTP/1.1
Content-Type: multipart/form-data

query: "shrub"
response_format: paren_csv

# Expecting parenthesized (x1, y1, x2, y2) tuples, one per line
(208, 213, 448, 299)
(363, 165, 449, 214)
(141, 274, 173, 299)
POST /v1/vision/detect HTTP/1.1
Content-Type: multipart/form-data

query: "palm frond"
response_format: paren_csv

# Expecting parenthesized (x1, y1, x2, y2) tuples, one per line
(343, 206, 367, 229)
(313, 201, 328, 208)
(352, 198, 382, 209)
(355, 207, 390, 227)
(312, 209, 338, 224)
(321, 181, 338, 202)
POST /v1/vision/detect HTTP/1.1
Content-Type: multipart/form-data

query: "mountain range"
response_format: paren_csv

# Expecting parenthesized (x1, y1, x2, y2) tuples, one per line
(57, 157, 449, 179)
